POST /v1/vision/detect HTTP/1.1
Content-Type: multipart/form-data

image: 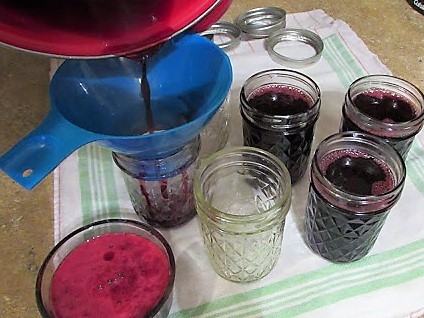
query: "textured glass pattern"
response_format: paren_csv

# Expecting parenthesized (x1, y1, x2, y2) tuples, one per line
(304, 186, 390, 263)
(195, 147, 291, 282)
(200, 221, 285, 282)
(122, 163, 197, 228)
(200, 101, 229, 158)
(242, 120, 315, 183)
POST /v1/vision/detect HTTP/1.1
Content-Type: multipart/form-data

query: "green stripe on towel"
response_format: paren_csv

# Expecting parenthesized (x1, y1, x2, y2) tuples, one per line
(322, 34, 367, 88)
(78, 146, 94, 225)
(78, 144, 120, 224)
(171, 239, 424, 318)
(406, 140, 424, 194)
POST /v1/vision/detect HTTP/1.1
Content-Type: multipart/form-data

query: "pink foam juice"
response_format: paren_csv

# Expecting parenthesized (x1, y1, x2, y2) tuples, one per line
(49, 233, 172, 318)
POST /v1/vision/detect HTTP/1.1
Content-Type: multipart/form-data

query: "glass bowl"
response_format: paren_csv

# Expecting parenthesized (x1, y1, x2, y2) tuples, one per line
(36, 219, 175, 318)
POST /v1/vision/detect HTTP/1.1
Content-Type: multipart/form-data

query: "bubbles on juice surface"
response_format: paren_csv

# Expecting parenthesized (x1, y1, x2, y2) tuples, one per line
(319, 149, 395, 196)
(248, 84, 313, 116)
(353, 89, 418, 123)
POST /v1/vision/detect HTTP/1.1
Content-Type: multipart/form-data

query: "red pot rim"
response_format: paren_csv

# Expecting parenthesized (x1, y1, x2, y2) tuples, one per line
(0, 0, 223, 58)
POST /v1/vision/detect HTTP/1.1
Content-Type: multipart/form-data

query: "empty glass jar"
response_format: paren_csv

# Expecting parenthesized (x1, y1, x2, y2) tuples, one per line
(194, 147, 291, 282)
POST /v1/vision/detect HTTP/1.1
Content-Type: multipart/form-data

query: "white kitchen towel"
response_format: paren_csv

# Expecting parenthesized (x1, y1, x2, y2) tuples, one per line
(52, 9, 424, 318)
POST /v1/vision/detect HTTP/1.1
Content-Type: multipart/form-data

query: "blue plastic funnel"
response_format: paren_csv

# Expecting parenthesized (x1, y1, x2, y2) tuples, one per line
(0, 33, 233, 189)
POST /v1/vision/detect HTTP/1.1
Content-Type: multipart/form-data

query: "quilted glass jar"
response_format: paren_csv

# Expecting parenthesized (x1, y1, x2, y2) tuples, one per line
(240, 69, 321, 184)
(194, 147, 291, 282)
(113, 137, 200, 228)
(304, 131, 406, 262)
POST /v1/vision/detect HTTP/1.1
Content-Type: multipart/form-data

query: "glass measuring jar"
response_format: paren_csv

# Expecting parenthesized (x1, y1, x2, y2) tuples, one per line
(240, 69, 321, 184)
(194, 147, 291, 282)
(340, 74, 424, 159)
(304, 131, 406, 263)
(113, 137, 200, 228)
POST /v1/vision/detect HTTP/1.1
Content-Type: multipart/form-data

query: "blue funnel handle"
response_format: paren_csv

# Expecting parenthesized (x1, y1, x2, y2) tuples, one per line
(0, 108, 99, 190)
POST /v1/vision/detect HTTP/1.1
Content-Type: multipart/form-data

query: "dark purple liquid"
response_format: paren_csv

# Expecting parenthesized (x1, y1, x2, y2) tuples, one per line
(248, 85, 311, 116)
(242, 85, 316, 184)
(325, 156, 389, 196)
(135, 170, 196, 228)
(340, 90, 419, 158)
(141, 58, 155, 134)
(127, 49, 196, 227)
(320, 150, 395, 197)
(353, 90, 417, 123)
(3, 1, 170, 36)
(341, 115, 414, 159)
(138, 45, 163, 134)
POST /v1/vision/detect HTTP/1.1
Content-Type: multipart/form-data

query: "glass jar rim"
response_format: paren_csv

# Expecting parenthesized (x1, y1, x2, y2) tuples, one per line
(35, 218, 176, 318)
(346, 74, 424, 134)
(194, 146, 292, 223)
(240, 68, 321, 130)
(312, 131, 406, 214)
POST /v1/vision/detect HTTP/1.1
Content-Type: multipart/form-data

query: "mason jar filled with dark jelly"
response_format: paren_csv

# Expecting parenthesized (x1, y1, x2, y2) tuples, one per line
(240, 69, 321, 184)
(112, 136, 200, 228)
(305, 131, 406, 263)
(340, 74, 424, 159)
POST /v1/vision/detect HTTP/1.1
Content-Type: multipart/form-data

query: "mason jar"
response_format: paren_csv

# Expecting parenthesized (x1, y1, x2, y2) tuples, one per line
(194, 147, 292, 282)
(305, 131, 406, 263)
(340, 74, 424, 159)
(113, 136, 200, 228)
(240, 69, 321, 184)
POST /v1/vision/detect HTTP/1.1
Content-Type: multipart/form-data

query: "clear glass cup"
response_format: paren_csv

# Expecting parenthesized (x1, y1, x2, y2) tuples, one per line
(36, 219, 175, 318)
(340, 74, 424, 159)
(304, 131, 406, 263)
(240, 69, 321, 184)
(194, 147, 292, 282)
(113, 137, 200, 228)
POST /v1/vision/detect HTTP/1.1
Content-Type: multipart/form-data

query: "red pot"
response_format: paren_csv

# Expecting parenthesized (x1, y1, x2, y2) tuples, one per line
(190, 0, 233, 33)
(0, 0, 232, 58)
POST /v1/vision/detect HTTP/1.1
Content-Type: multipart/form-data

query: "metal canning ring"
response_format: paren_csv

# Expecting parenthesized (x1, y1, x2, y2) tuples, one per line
(234, 7, 286, 39)
(266, 28, 324, 68)
(199, 21, 242, 50)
